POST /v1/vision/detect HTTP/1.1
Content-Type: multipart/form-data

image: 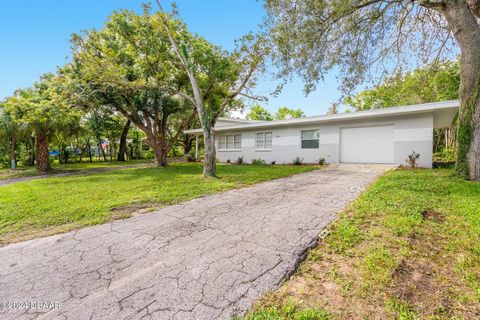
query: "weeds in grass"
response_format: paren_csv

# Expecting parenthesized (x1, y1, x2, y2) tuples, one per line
(242, 299, 330, 320)
(326, 219, 362, 253)
(385, 297, 419, 320)
(244, 169, 480, 318)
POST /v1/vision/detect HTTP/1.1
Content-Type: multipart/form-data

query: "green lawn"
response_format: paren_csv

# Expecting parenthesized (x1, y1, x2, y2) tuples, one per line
(244, 168, 480, 319)
(0, 159, 153, 180)
(0, 163, 318, 245)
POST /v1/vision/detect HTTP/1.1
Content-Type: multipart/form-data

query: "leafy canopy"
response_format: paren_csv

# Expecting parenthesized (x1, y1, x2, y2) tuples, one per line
(345, 60, 460, 110)
(4, 73, 80, 134)
(246, 105, 274, 121)
(265, 0, 457, 95)
(246, 105, 305, 121)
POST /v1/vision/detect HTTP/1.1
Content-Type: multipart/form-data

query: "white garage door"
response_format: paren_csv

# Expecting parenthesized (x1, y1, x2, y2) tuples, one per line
(340, 125, 394, 164)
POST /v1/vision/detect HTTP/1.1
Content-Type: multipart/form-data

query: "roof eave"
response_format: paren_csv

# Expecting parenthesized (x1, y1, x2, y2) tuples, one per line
(184, 100, 459, 134)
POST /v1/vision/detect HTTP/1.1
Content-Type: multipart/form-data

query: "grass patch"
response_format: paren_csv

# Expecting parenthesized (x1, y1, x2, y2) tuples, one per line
(0, 159, 152, 180)
(0, 162, 317, 245)
(244, 168, 480, 319)
(242, 297, 330, 320)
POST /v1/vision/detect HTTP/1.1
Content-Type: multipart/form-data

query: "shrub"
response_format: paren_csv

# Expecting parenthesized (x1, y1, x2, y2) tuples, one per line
(271, 161, 276, 165)
(406, 151, 420, 168)
(292, 157, 304, 165)
(236, 156, 244, 164)
(185, 154, 197, 162)
(226, 159, 231, 163)
(433, 147, 455, 162)
(251, 158, 266, 165)
(318, 158, 326, 165)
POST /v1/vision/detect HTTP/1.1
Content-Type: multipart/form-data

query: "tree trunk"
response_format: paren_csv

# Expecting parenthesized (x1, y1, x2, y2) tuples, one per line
(152, 143, 168, 167)
(99, 139, 107, 162)
(117, 119, 131, 162)
(182, 134, 195, 156)
(36, 130, 49, 172)
(10, 134, 16, 170)
(441, 2, 480, 180)
(27, 135, 35, 166)
(203, 127, 216, 177)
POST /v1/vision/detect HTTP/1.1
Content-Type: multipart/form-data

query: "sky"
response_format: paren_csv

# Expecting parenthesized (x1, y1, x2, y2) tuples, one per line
(0, 0, 347, 116)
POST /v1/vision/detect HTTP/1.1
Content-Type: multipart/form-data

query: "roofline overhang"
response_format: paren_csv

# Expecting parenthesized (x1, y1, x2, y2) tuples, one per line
(185, 100, 459, 135)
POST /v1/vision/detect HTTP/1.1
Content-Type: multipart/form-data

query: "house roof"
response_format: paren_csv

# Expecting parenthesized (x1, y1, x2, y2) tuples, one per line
(185, 100, 459, 134)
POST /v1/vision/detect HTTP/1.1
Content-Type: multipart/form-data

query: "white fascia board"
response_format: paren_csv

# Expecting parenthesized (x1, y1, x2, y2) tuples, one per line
(185, 100, 459, 134)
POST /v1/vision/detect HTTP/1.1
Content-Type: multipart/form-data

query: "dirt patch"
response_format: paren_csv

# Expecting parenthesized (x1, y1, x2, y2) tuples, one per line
(421, 209, 446, 222)
(109, 202, 162, 221)
(253, 244, 391, 319)
(390, 259, 445, 312)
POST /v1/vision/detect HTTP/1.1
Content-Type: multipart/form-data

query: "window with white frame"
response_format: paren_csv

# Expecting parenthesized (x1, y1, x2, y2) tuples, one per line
(218, 134, 241, 150)
(256, 132, 272, 150)
(301, 130, 319, 149)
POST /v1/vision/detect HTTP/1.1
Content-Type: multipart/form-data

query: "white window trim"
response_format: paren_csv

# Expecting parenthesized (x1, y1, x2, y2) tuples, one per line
(218, 134, 242, 152)
(255, 132, 273, 151)
(301, 129, 320, 149)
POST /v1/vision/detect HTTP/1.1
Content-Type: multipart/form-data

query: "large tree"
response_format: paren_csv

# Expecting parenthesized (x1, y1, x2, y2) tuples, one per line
(156, 1, 268, 177)
(274, 106, 305, 120)
(68, 10, 197, 167)
(0, 104, 27, 169)
(346, 60, 460, 152)
(345, 60, 460, 111)
(4, 74, 80, 172)
(247, 105, 274, 121)
(246, 105, 305, 120)
(266, 0, 480, 180)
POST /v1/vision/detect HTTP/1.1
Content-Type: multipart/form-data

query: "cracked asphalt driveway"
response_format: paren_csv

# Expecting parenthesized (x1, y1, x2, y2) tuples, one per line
(0, 164, 389, 320)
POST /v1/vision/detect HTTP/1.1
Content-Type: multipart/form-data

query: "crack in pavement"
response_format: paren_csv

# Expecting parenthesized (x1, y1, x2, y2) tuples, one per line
(0, 164, 391, 320)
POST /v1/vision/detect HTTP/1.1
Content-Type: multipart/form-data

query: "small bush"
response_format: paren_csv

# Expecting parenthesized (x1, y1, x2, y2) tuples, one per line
(236, 156, 244, 164)
(252, 158, 266, 165)
(406, 151, 420, 168)
(185, 154, 197, 162)
(271, 161, 276, 165)
(292, 157, 304, 165)
(318, 158, 326, 165)
(226, 159, 231, 163)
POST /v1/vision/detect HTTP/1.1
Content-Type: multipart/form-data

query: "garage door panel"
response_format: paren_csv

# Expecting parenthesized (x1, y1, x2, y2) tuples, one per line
(340, 126, 394, 164)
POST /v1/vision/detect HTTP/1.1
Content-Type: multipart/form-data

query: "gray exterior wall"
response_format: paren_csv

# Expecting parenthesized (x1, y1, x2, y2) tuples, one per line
(214, 112, 434, 168)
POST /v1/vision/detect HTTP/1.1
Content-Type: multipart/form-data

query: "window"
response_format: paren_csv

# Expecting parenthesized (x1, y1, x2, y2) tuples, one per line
(256, 132, 272, 150)
(218, 134, 241, 150)
(301, 130, 319, 149)
(234, 134, 242, 149)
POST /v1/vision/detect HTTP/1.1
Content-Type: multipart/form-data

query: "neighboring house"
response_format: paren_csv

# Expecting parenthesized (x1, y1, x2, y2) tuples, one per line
(186, 101, 459, 168)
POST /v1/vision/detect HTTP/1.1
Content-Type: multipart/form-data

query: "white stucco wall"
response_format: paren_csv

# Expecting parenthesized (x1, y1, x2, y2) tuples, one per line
(215, 112, 434, 168)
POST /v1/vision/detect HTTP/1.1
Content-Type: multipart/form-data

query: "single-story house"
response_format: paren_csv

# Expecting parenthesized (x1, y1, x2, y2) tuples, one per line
(186, 100, 459, 168)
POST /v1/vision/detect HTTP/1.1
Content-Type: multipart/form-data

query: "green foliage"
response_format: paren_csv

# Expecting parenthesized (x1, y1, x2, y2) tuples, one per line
(327, 219, 362, 253)
(317, 158, 325, 165)
(265, 0, 457, 95)
(406, 151, 420, 168)
(274, 107, 305, 120)
(4, 74, 80, 134)
(251, 158, 267, 165)
(68, 9, 198, 165)
(292, 157, 303, 165)
(455, 90, 479, 178)
(433, 147, 455, 162)
(243, 300, 330, 320)
(385, 297, 419, 320)
(246, 105, 306, 121)
(247, 105, 274, 121)
(345, 60, 460, 110)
